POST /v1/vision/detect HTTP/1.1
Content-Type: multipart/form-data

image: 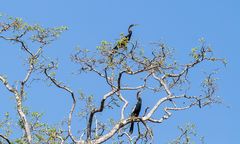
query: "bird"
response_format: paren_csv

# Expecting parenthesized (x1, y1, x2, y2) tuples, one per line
(129, 91, 142, 134)
(113, 24, 137, 51)
(109, 24, 137, 63)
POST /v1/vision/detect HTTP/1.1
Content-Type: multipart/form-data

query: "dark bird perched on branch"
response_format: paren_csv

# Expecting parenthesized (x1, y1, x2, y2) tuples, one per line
(109, 24, 137, 62)
(113, 24, 137, 51)
(129, 91, 142, 135)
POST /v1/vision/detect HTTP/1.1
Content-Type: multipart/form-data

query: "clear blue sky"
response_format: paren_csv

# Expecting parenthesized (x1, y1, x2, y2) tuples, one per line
(0, 0, 239, 143)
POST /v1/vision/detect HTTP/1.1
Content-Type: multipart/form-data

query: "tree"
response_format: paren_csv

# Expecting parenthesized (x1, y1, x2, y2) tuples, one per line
(0, 15, 226, 144)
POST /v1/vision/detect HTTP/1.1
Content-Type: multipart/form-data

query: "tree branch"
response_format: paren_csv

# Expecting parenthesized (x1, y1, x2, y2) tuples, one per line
(0, 76, 32, 143)
(86, 90, 117, 140)
(43, 68, 79, 143)
(0, 134, 11, 144)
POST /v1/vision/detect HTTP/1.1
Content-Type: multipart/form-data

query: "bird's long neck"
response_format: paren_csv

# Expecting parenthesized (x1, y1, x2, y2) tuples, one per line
(126, 30, 132, 40)
(137, 97, 142, 106)
(128, 29, 132, 35)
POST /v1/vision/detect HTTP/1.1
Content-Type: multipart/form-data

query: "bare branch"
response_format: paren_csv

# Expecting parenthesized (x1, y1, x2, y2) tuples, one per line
(0, 134, 11, 144)
(117, 92, 128, 120)
(44, 68, 78, 143)
(0, 76, 32, 143)
(86, 90, 117, 140)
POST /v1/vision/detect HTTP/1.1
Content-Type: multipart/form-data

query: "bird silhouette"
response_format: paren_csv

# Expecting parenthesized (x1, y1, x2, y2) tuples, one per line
(129, 91, 142, 134)
(109, 24, 137, 62)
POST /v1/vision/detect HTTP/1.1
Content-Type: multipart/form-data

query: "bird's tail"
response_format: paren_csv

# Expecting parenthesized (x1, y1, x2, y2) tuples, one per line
(129, 122, 134, 134)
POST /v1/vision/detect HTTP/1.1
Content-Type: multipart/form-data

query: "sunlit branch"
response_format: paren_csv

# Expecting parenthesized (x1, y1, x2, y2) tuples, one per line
(0, 76, 32, 143)
(44, 68, 79, 143)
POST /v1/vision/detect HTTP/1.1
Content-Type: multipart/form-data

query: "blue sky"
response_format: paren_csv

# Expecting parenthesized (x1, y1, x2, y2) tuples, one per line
(0, 0, 239, 143)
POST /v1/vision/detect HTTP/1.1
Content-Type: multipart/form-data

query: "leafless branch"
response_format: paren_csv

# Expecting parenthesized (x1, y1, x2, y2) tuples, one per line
(0, 134, 11, 144)
(44, 68, 80, 143)
(0, 76, 32, 143)
(86, 90, 117, 140)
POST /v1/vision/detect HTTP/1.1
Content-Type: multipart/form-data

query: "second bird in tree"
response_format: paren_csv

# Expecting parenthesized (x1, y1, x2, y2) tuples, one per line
(129, 91, 142, 135)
